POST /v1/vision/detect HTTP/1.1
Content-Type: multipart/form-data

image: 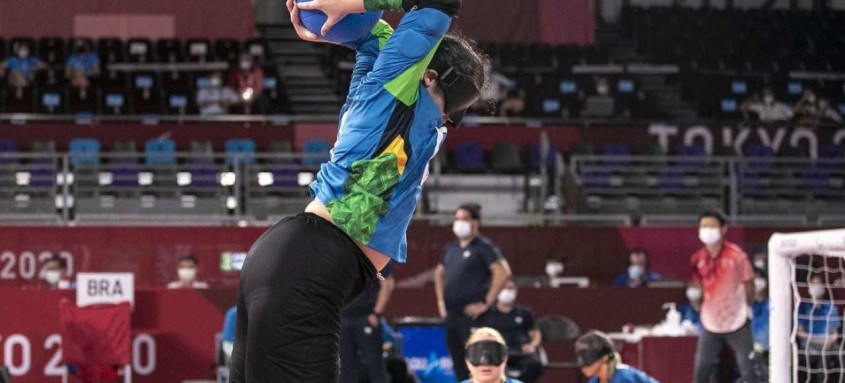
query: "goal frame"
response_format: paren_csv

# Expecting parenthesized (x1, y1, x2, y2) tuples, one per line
(769, 228, 845, 383)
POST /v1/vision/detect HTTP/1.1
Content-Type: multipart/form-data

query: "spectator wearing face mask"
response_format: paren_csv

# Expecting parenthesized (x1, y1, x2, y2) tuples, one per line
(197, 71, 240, 115)
(751, 268, 769, 354)
(476, 280, 544, 383)
(796, 273, 841, 382)
(752, 251, 767, 272)
(793, 88, 832, 126)
(679, 283, 703, 331)
(66, 39, 100, 93)
(435, 203, 512, 381)
(575, 330, 658, 383)
(42, 255, 75, 289)
(740, 87, 793, 122)
(690, 211, 758, 383)
(0, 44, 47, 89)
(613, 249, 662, 288)
(541, 258, 565, 288)
(227, 52, 264, 113)
(167, 255, 209, 289)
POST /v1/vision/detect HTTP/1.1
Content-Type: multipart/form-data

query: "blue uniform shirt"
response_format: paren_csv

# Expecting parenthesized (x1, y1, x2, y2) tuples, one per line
(679, 303, 702, 327)
(67, 52, 100, 75)
(587, 364, 660, 383)
(461, 379, 523, 383)
(3, 57, 41, 79)
(752, 298, 769, 350)
(310, 9, 451, 263)
(441, 235, 504, 313)
(222, 306, 237, 342)
(613, 271, 662, 287)
(798, 301, 841, 336)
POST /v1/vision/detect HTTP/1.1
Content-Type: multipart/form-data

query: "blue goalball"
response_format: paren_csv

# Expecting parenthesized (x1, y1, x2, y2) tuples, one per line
(296, 0, 382, 44)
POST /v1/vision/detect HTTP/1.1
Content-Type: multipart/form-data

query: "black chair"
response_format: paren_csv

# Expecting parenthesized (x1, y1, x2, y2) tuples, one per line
(97, 38, 125, 64)
(126, 39, 153, 63)
(156, 38, 183, 63)
(215, 39, 241, 63)
(38, 37, 66, 65)
(186, 39, 213, 62)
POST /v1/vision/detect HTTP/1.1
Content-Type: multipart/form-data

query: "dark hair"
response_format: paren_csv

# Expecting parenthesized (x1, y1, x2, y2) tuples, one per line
(574, 330, 616, 366)
(698, 211, 726, 227)
(629, 248, 649, 268)
(431, 32, 489, 99)
(178, 255, 198, 266)
(457, 203, 481, 220)
(47, 255, 67, 270)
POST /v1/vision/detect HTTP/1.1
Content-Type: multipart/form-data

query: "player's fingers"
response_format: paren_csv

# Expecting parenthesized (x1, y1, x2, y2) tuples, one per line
(297, 0, 321, 10)
(320, 16, 339, 36)
(290, 6, 320, 40)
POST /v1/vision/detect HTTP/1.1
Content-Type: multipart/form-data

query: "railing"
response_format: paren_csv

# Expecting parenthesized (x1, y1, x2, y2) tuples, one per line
(2, 151, 843, 226)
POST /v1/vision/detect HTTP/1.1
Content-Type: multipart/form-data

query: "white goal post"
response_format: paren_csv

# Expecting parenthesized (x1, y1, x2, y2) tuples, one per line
(769, 228, 845, 383)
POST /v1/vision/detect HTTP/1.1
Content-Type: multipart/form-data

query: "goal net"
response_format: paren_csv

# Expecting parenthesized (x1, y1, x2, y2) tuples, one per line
(770, 229, 845, 383)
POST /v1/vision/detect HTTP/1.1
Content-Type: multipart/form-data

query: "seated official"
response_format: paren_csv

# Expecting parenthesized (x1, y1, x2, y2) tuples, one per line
(477, 281, 543, 382)
(461, 327, 525, 383)
(167, 255, 209, 289)
(679, 283, 703, 332)
(613, 249, 662, 288)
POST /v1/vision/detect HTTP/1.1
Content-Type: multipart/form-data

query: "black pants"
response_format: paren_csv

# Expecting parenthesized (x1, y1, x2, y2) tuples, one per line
(445, 312, 473, 381)
(339, 315, 387, 383)
(507, 353, 544, 383)
(230, 213, 377, 383)
(693, 322, 758, 383)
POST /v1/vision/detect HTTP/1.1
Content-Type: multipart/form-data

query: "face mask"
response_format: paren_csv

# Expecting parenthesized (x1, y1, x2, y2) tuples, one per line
(686, 287, 702, 302)
(44, 270, 61, 285)
(498, 289, 517, 305)
(452, 220, 472, 239)
(699, 227, 722, 246)
(465, 340, 507, 366)
(597, 85, 609, 96)
(545, 262, 563, 277)
(18, 48, 29, 58)
(754, 260, 766, 270)
(764, 95, 774, 104)
(178, 268, 197, 282)
(810, 285, 825, 299)
(240, 61, 252, 70)
(628, 265, 645, 280)
(807, 95, 816, 103)
(210, 77, 222, 87)
(754, 278, 767, 292)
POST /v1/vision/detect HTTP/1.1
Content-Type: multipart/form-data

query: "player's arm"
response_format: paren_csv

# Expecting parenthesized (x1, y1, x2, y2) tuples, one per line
(434, 263, 446, 318)
(484, 260, 511, 307)
(373, 274, 395, 316)
(341, 20, 394, 100)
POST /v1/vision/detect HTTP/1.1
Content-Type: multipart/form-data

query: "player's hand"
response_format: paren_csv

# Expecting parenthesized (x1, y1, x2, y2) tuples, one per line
(464, 302, 489, 319)
(367, 313, 380, 327)
(286, 0, 328, 43)
(296, 0, 366, 36)
(521, 344, 537, 354)
(437, 300, 447, 319)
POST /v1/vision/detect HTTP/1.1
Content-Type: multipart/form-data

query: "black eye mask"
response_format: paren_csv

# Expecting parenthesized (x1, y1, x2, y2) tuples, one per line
(575, 343, 614, 367)
(465, 340, 507, 366)
(432, 65, 480, 129)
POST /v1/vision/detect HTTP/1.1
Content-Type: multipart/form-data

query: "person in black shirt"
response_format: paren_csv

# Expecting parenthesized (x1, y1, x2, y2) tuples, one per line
(478, 280, 544, 382)
(435, 203, 512, 380)
(340, 263, 396, 383)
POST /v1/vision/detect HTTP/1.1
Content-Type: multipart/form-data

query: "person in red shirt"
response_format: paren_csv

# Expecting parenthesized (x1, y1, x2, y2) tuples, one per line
(227, 52, 264, 113)
(690, 211, 758, 383)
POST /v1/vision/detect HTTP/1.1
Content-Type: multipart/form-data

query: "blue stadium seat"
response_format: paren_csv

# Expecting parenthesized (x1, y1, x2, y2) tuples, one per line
(452, 142, 485, 173)
(69, 138, 101, 166)
(225, 139, 257, 165)
(528, 144, 559, 170)
(743, 144, 776, 169)
(144, 138, 176, 165)
(0, 139, 19, 164)
(302, 140, 331, 166)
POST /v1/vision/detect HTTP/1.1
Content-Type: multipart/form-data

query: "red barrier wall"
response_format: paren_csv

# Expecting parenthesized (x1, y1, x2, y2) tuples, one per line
(0, 0, 255, 39)
(0, 287, 681, 383)
(0, 225, 795, 289)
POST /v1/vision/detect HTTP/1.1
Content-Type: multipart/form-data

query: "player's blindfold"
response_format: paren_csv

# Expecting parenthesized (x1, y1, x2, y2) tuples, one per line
(465, 340, 507, 366)
(575, 343, 614, 367)
(435, 65, 480, 129)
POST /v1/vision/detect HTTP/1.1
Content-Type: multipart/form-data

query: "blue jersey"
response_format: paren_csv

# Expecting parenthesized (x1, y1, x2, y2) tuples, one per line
(798, 301, 841, 336)
(460, 379, 523, 383)
(752, 298, 769, 350)
(67, 52, 100, 75)
(310, 9, 450, 263)
(587, 364, 660, 383)
(3, 57, 40, 78)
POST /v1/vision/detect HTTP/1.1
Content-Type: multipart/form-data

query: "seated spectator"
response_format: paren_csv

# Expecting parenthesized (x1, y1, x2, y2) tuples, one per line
(461, 327, 525, 383)
(477, 281, 544, 383)
(167, 255, 209, 289)
(679, 283, 703, 331)
(0, 44, 46, 89)
(42, 255, 75, 289)
(499, 89, 526, 117)
(227, 52, 264, 114)
(539, 257, 565, 288)
(575, 330, 658, 383)
(740, 87, 793, 122)
(794, 88, 825, 126)
(797, 273, 841, 383)
(197, 71, 239, 115)
(581, 77, 616, 118)
(752, 268, 769, 353)
(66, 39, 101, 96)
(613, 249, 662, 288)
